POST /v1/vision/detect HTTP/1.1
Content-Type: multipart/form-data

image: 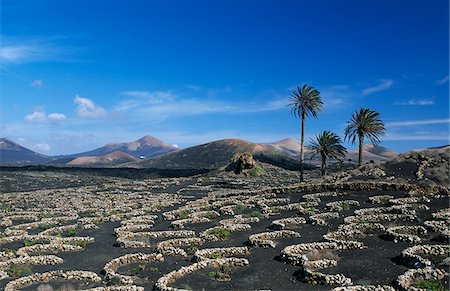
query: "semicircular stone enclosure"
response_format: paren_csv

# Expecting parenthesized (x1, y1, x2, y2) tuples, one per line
(0, 169, 448, 291)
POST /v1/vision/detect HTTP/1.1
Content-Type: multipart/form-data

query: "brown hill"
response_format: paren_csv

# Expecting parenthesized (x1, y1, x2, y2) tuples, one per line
(67, 151, 138, 167)
(122, 138, 303, 170)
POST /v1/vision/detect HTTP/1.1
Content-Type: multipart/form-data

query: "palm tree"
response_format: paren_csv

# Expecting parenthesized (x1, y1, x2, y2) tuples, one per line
(289, 85, 323, 182)
(344, 108, 386, 166)
(309, 131, 347, 176)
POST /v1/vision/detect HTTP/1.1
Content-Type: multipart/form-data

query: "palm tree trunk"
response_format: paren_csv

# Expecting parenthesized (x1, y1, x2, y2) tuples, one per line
(300, 112, 305, 182)
(358, 135, 364, 166)
(321, 154, 327, 176)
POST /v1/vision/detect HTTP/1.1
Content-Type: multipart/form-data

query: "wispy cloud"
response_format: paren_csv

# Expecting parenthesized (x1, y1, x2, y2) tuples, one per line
(116, 90, 287, 119)
(31, 79, 43, 88)
(25, 110, 66, 124)
(0, 36, 66, 64)
(32, 143, 51, 152)
(397, 98, 435, 106)
(383, 133, 449, 141)
(435, 75, 449, 85)
(386, 118, 450, 127)
(362, 79, 394, 96)
(74, 95, 106, 118)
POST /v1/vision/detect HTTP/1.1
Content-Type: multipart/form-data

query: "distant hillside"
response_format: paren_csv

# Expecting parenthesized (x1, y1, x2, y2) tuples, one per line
(0, 138, 53, 164)
(122, 138, 307, 170)
(55, 135, 179, 161)
(67, 151, 138, 167)
(345, 144, 399, 163)
(410, 145, 450, 154)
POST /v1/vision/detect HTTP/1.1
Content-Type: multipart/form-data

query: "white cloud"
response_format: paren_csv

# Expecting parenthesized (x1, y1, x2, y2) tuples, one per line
(383, 134, 449, 141)
(74, 95, 106, 118)
(435, 75, 449, 85)
(31, 79, 43, 88)
(0, 37, 64, 64)
(397, 98, 435, 106)
(116, 90, 286, 119)
(25, 111, 66, 124)
(185, 85, 202, 91)
(362, 79, 394, 96)
(386, 118, 450, 127)
(32, 143, 51, 152)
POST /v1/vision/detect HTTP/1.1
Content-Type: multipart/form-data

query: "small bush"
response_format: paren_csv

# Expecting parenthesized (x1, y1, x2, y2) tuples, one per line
(177, 210, 190, 219)
(209, 253, 224, 259)
(249, 165, 266, 177)
(203, 211, 219, 219)
(7, 265, 33, 278)
(414, 279, 445, 291)
(245, 210, 262, 219)
(206, 228, 231, 240)
(64, 229, 78, 237)
(40, 223, 56, 230)
(149, 266, 159, 272)
(79, 211, 95, 218)
(234, 204, 246, 214)
(22, 240, 37, 247)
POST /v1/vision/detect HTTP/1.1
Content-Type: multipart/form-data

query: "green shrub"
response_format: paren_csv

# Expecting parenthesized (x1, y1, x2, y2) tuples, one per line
(64, 229, 78, 237)
(7, 265, 33, 277)
(177, 210, 190, 219)
(40, 223, 56, 230)
(245, 210, 262, 219)
(415, 279, 445, 291)
(209, 253, 224, 259)
(22, 240, 37, 247)
(234, 204, 246, 214)
(79, 211, 95, 218)
(206, 228, 231, 240)
(249, 165, 266, 177)
(207, 270, 219, 278)
(203, 211, 219, 219)
(149, 266, 159, 272)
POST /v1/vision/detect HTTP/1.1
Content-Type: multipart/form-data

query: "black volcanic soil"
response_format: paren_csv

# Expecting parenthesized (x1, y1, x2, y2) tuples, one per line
(1, 188, 448, 290)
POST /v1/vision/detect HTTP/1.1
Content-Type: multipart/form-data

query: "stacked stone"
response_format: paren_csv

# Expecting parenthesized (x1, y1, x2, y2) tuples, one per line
(103, 253, 164, 284)
(249, 230, 301, 248)
(397, 267, 447, 290)
(326, 200, 360, 212)
(401, 244, 450, 267)
(155, 258, 249, 291)
(368, 195, 394, 204)
(270, 217, 307, 230)
(386, 226, 427, 243)
(308, 212, 339, 226)
(4, 270, 102, 291)
(194, 246, 250, 262)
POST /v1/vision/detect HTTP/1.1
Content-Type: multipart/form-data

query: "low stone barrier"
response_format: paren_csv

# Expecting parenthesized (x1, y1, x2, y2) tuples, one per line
(103, 252, 164, 285)
(308, 212, 339, 226)
(155, 258, 249, 291)
(326, 200, 360, 212)
(4, 270, 101, 291)
(368, 195, 394, 204)
(249, 230, 301, 248)
(0, 255, 64, 274)
(332, 286, 395, 291)
(400, 244, 450, 267)
(157, 238, 205, 257)
(397, 267, 448, 290)
(270, 217, 306, 230)
(16, 243, 83, 256)
(386, 226, 427, 243)
(194, 246, 250, 262)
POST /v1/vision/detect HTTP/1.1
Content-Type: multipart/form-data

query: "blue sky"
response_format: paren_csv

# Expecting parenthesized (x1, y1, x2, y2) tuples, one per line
(1, 0, 449, 155)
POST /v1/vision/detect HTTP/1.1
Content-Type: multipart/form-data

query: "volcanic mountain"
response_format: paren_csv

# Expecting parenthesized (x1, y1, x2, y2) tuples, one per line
(0, 138, 53, 164)
(67, 151, 138, 167)
(122, 138, 305, 170)
(345, 144, 399, 163)
(58, 135, 179, 161)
